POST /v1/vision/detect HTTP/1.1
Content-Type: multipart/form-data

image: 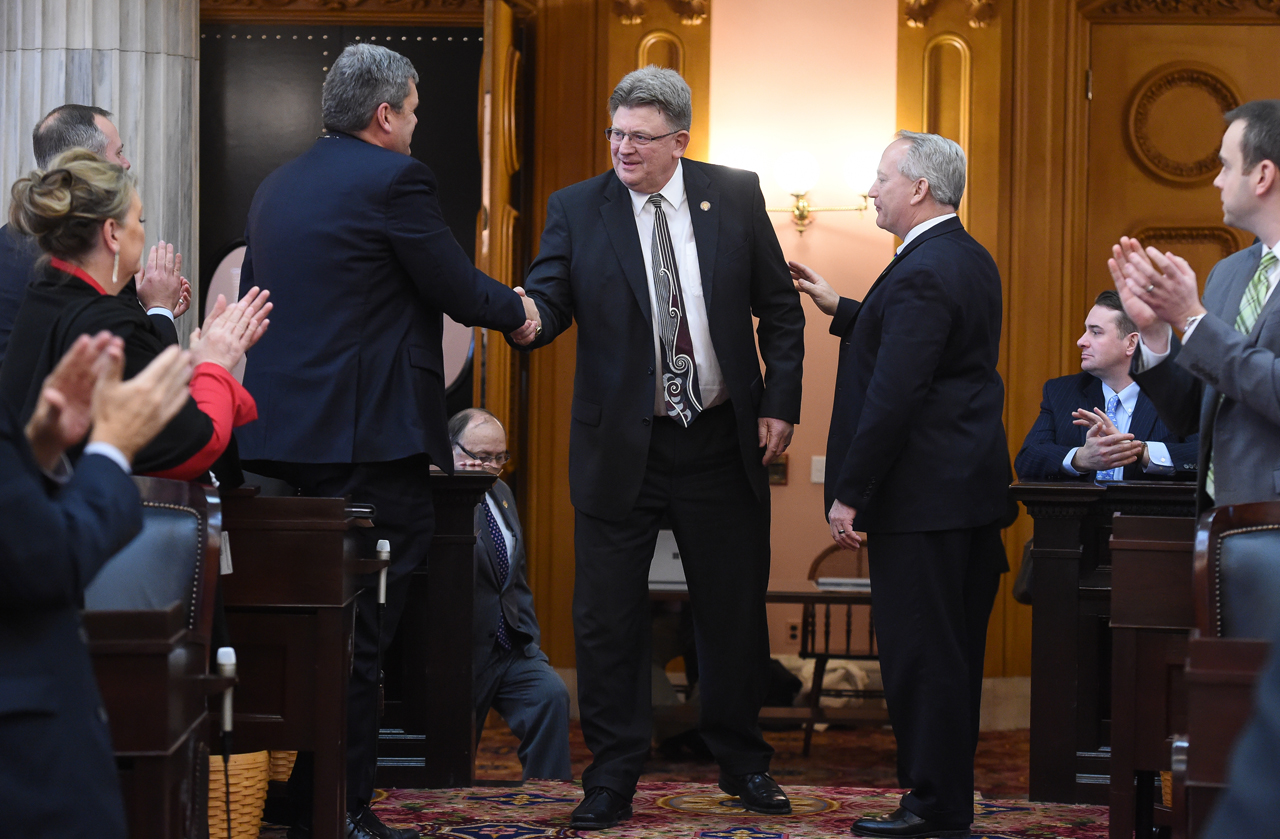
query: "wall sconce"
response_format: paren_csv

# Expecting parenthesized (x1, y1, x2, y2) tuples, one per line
(767, 151, 870, 235)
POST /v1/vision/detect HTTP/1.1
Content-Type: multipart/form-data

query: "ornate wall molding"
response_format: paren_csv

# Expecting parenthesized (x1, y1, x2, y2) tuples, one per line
(967, 0, 999, 26)
(201, 0, 484, 24)
(905, 0, 999, 27)
(1126, 63, 1241, 183)
(905, 0, 941, 27)
(1086, 0, 1280, 17)
(613, 0, 707, 25)
(1130, 226, 1247, 261)
(614, 0, 645, 24)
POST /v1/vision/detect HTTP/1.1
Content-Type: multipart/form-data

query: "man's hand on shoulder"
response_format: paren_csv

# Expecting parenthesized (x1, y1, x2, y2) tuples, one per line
(509, 287, 542, 347)
(758, 417, 793, 465)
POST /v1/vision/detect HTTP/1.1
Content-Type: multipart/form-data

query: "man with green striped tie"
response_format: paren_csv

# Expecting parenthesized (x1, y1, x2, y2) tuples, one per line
(1108, 99, 1280, 512)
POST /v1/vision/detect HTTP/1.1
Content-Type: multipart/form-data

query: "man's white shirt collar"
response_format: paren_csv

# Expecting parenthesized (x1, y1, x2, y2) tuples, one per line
(1100, 380, 1139, 419)
(897, 213, 957, 255)
(629, 161, 686, 215)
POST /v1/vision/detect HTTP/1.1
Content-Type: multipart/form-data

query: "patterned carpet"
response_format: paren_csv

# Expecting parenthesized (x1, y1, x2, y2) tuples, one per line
(356, 781, 1109, 838)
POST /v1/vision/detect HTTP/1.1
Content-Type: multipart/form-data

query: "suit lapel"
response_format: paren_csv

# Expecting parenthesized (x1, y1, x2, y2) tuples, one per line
(1076, 374, 1104, 447)
(684, 162, 720, 312)
(851, 216, 966, 330)
(600, 176, 653, 322)
(1129, 390, 1159, 442)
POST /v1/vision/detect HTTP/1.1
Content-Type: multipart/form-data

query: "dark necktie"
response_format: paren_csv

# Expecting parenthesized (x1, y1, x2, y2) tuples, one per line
(649, 194, 702, 427)
(485, 501, 513, 651)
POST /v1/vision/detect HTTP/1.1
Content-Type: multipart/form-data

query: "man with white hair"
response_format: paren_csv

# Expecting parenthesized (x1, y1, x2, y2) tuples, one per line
(793, 131, 1011, 839)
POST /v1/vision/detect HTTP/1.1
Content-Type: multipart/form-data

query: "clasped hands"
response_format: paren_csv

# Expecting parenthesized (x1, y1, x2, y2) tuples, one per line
(1069, 407, 1145, 472)
(135, 241, 192, 317)
(508, 288, 542, 346)
(1107, 236, 1207, 355)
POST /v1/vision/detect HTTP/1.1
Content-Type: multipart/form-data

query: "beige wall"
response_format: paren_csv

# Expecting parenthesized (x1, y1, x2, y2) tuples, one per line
(708, 0, 898, 653)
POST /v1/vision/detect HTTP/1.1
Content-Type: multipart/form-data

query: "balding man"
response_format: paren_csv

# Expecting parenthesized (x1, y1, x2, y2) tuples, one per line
(0, 104, 187, 362)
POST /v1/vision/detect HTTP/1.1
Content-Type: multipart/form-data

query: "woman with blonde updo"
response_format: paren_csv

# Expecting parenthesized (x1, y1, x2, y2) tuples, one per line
(0, 148, 271, 479)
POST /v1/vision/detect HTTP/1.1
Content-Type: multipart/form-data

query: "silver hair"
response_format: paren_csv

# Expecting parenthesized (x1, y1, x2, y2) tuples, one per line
(322, 43, 420, 135)
(894, 130, 966, 207)
(608, 66, 692, 132)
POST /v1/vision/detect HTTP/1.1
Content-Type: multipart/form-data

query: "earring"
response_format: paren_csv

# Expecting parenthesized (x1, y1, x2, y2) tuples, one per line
(111, 251, 119, 289)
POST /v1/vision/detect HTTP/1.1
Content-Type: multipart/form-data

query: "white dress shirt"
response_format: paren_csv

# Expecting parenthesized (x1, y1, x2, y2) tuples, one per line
(896, 213, 957, 255)
(1061, 380, 1174, 478)
(1138, 241, 1280, 370)
(628, 161, 726, 414)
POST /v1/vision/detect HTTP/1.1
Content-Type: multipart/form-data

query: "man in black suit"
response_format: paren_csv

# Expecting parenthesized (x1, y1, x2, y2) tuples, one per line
(519, 66, 804, 828)
(1, 332, 191, 838)
(236, 44, 536, 839)
(0, 103, 189, 363)
(793, 131, 1010, 839)
(449, 408, 572, 781)
(1015, 289, 1198, 481)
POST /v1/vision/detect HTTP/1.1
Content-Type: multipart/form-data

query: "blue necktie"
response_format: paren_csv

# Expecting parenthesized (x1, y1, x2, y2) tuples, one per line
(1099, 394, 1122, 482)
(485, 502, 513, 651)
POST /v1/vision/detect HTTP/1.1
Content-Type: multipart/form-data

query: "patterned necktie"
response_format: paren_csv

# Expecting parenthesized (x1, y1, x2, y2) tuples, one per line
(1099, 394, 1123, 482)
(1207, 250, 1277, 499)
(649, 194, 702, 426)
(485, 501, 512, 651)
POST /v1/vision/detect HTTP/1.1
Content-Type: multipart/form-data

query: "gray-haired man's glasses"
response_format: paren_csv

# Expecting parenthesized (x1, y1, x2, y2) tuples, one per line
(456, 442, 510, 467)
(605, 128, 680, 147)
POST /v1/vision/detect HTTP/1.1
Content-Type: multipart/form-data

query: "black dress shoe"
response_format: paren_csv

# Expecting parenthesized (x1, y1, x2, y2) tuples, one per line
(570, 787, 633, 830)
(851, 808, 970, 838)
(718, 771, 792, 815)
(348, 805, 419, 839)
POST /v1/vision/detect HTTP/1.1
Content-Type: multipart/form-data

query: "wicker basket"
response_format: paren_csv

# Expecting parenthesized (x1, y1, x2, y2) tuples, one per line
(269, 750, 299, 782)
(208, 751, 271, 839)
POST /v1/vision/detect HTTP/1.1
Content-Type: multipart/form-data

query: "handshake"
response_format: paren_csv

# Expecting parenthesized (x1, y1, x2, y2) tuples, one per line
(508, 287, 542, 347)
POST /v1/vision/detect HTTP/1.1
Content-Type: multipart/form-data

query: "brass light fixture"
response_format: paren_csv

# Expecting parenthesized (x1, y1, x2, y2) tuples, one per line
(766, 151, 870, 235)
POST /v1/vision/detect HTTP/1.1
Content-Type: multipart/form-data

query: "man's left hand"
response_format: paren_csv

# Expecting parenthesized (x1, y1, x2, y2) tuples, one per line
(1117, 244, 1206, 329)
(25, 331, 122, 470)
(758, 417, 793, 465)
(828, 499, 862, 550)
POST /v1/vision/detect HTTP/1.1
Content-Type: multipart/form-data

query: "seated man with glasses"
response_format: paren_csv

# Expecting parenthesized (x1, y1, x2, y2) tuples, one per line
(448, 408, 572, 780)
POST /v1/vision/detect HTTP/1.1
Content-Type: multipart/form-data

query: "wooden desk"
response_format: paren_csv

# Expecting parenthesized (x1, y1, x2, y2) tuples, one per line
(1011, 481, 1196, 804)
(376, 471, 494, 789)
(1108, 513, 1195, 839)
(220, 492, 369, 839)
(86, 603, 208, 839)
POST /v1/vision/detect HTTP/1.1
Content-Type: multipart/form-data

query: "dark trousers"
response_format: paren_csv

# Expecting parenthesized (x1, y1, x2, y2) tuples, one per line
(246, 456, 435, 814)
(574, 401, 773, 797)
(868, 524, 1005, 826)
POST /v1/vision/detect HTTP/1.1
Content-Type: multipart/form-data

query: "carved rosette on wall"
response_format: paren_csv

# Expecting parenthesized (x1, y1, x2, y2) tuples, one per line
(1131, 226, 1247, 262)
(905, 0, 999, 27)
(614, 0, 707, 25)
(1090, 0, 1280, 15)
(1126, 63, 1241, 184)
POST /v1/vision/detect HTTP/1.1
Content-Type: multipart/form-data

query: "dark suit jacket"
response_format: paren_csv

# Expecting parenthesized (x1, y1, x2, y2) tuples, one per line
(1014, 371, 1199, 481)
(473, 479, 541, 676)
(826, 217, 1011, 534)
(0, 403, 140, 837)
(237, 132, 527, 469)
(520, 160, 805, 521)
(1133, 242, 1280, 509)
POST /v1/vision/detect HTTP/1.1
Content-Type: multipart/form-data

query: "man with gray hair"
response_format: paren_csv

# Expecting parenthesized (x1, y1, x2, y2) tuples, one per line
(517, 65, 804, 828)
(792, 131, 1011, 838)
(236, 42, 537, 839)
(0, 103, 188, 362)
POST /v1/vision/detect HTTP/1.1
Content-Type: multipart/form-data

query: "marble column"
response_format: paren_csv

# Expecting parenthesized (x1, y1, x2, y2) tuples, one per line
(0, 0, 200, 338)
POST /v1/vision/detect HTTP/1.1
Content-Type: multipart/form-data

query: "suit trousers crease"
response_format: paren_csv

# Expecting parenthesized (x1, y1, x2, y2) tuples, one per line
(474, 646, 573, 781)
(246, 457, 435, 814)
(573, 402, 774, 797)
(868, 525, 1004, 825)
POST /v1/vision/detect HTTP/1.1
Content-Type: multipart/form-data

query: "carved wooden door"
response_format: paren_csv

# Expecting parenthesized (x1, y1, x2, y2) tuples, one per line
(1083, 21, 1275, 305)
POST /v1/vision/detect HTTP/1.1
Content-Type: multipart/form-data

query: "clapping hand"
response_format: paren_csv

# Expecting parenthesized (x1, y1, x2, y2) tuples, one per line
(90, 344, 194, 463)
(25, 331, 121, 470)
(136, 241, 191, 317)
(1070, 407, 1142, 472)
(1107, 236, 1205, 353)
(190, 287, 272, 371)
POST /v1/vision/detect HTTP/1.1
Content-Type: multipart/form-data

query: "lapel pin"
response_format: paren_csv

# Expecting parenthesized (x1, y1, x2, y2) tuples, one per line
(700, 201, 710, 211)
(502, 500, 509, 508)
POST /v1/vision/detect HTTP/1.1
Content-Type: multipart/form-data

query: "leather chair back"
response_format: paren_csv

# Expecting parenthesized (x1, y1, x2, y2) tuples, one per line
(1195, 501, 1280, 639)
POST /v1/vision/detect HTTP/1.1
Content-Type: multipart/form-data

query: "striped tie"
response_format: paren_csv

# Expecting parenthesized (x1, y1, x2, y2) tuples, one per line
(1207, 250, 1277, 500)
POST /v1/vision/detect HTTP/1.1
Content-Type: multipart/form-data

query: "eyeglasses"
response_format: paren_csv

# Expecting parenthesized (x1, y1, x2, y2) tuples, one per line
(456, 442, 511, 467)
(605, 128, 680, 147)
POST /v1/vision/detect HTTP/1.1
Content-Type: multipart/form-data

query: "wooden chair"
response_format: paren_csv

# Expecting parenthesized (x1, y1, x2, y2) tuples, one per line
(1171, 501, 1280, 839)
(82, 476, 222, 839)
(798, 542, 881, 756)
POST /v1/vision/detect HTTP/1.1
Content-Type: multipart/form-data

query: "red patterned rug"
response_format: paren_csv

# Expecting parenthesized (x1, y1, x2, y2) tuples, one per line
(354, 781, 1107, 838)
